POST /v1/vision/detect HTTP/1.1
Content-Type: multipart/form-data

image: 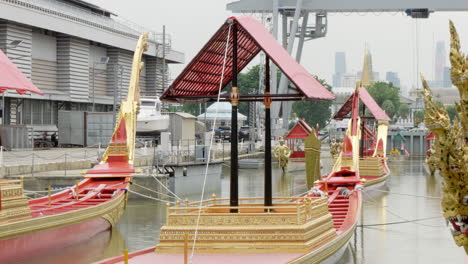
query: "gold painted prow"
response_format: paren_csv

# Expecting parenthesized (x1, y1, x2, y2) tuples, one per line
(100, 33, 149, 165)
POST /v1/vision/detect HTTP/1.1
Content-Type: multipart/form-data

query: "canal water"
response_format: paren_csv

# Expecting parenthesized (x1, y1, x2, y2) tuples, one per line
(15, 156, 466, 264)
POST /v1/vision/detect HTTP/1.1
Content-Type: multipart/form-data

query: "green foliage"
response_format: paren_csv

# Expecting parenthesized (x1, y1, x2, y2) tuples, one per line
(366, 81, 400, 118)
(398, 104, 410, 119)
(382, 100, 395, 117)
(237, 65, 260, 116)
(445, 105, 459, 122)
(413, 110, 425, 125)
(292, 77, 333, 129)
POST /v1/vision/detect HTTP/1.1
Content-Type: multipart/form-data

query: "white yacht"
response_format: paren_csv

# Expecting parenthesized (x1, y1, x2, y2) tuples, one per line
(136, 97, 170, 133)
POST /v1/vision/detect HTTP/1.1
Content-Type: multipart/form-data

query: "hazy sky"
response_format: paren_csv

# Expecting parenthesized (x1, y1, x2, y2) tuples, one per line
(89, 0, 468, 92)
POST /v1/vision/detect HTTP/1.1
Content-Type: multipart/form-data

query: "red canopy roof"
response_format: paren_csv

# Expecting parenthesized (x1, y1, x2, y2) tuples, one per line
(286, 119, 312, 139)
(0, 50, 43, 95)
(333, 87, 391, 121)
(161, 16, 335, 102)
(426, 131, 436, 140)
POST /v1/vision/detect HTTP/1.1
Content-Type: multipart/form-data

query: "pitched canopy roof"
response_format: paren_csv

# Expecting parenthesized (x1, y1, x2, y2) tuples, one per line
(161, 16, 335, 103)
(286, 119, 312, 139)
(0, 50, 43, 95)
(333, 87, 391, 121)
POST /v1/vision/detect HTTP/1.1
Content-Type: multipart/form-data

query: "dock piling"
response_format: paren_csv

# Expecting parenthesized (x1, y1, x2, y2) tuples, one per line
(123, 249, 129, 264)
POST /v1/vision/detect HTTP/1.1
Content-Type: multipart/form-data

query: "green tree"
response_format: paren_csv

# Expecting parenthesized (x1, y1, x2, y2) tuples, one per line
(414, 110, 425, 125)
(445, 105, 459, 122)
(291, 77, 333, 129)
(382, 100, 396, 118)
(366, 81, 400, 118)
(398, 104, 410, 119)
(237, 65, 260, 116)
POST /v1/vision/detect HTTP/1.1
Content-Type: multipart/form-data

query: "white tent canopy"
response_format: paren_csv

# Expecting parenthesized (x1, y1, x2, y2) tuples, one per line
(197, 102, 247, 121)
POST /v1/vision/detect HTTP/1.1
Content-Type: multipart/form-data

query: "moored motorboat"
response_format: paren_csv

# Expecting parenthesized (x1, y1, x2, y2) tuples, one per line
(136, 96, 170, 133)
(0, 33, 148, 263)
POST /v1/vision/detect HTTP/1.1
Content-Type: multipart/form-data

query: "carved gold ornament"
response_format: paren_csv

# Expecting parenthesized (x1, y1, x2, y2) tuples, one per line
(422, 21, 468, 254)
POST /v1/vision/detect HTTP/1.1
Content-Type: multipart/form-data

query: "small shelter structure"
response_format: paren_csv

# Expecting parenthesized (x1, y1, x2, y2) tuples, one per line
(285, 119, 313, 159)
(160, 16, 335, 208)
(0, 49, 43, 148)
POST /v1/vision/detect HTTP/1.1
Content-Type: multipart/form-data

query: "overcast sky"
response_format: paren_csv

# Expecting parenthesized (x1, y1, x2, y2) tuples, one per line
(89, 0, 468, 93)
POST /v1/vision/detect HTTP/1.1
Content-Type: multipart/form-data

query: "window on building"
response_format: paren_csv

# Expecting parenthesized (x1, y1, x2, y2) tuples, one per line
(19, 99, 57, 126)
(23, 100, 31, 125)
(43, 101, 52, 124)
(32, 100, 42, 125)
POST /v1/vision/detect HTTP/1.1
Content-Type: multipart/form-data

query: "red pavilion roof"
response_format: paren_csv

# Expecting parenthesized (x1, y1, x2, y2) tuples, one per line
(333, 87, 391, 121)
(286, 119, 312, 139)
(0, 50, 43, 95)
(161, 16, 335, 103)
(426, 131, 436, 140)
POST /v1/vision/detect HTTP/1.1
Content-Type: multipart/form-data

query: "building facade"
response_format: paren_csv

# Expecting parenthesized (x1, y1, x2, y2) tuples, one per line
(385, 71, 401, 88)
(332, 51, 346, 87)
(435, 41, 446, 83)
(0, 0, 184, 131)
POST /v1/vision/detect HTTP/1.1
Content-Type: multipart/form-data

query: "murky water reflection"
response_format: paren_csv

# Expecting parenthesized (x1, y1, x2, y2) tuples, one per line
(15, 157, 467, 263)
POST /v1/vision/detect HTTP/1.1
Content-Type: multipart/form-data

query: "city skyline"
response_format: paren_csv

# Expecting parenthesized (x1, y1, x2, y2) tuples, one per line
(88, 0, 467, 92)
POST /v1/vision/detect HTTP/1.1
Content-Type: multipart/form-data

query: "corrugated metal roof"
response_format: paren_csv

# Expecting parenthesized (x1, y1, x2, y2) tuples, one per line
(0, 50, 43, 95)
(161, 16, 335, 102)
(64, 0, 116, 16)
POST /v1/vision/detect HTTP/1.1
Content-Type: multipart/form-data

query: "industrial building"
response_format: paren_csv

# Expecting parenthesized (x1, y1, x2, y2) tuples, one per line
(0, 0, 184, 133)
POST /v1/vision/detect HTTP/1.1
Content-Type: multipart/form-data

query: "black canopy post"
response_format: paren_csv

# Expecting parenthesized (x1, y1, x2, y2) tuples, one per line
(264, 56, 272, 207)
(230, 21, 239, 212)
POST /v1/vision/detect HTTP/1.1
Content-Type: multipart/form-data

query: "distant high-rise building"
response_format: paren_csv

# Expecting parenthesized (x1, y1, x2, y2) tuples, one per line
(386, 72, 401, 88)
(435, 41, 446, 82)
(333, 52, 346, 87)
(335, 52, 346, 74)
(332, 74, 342, 87)
(342, 74, 358, 88)
(443, 66, 452, 87)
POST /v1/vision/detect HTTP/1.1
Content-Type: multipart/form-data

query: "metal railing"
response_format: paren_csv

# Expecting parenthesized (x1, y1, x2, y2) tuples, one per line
(166, 196, 328, 225)
(0, 179, 22, 188)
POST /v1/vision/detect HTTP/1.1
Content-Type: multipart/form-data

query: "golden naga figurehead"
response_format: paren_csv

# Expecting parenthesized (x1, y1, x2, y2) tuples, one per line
(423, 21, 468, 253)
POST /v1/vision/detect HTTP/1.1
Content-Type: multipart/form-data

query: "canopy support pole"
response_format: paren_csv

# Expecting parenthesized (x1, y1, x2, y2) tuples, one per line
(360, 106, 366, 158)
(264, 56, 272, 207)
(230, 22, 239, 212)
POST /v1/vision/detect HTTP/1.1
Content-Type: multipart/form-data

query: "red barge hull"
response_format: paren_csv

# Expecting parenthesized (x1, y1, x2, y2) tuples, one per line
(0, 217, 110, 264)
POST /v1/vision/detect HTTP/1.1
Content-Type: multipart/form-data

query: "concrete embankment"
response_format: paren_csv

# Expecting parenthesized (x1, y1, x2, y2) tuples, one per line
(0, 146, 264, 178)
